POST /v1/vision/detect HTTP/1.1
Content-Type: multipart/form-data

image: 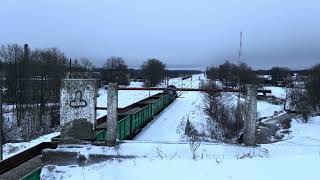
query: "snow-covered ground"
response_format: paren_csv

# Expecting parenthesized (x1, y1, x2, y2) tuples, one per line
(136, 74, 284, 141)
(42, 116, 320, 180)
(3, 132, 60, 159)
(41, 74, 317, 179)
(264, 86, 287, 99)
(257, 101, 283, 118)
(5, 73, 310, 179)
(135, 74, 208, 141)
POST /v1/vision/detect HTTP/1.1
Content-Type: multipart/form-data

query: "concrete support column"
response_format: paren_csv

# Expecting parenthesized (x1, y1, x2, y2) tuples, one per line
(244, 84, 257, 146)
(106, 83, 118, 146)
(60, 79, 97, 143)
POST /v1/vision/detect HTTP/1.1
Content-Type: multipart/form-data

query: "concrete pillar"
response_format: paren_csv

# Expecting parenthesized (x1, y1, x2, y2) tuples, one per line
(106, 83, 118, 146)
(244, 84, 257, 146)
(60, 79, 97, 143)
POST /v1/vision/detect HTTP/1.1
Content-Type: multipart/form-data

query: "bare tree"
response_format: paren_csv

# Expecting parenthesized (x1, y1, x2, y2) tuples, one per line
(287, 87, 312, 122)
(0, 44, 67, 140)
(141, 58, 166, 87)
(189, 131, 201, 160)
(305, 64, 320, 111)
(70, 57, 95, 78)
(287, 64, 320, 122)
(203, 82, 244, 142)
(102, 57, 129, 85)
(79, 57, 94, 71)
(270, 67, 291, 86)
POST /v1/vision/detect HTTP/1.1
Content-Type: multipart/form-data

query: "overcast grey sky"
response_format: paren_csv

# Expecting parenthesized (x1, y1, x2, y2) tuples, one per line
(0, 0, 319, 69)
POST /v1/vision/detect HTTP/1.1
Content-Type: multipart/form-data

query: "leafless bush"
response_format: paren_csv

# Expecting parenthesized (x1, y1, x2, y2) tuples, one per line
(113, 142, 122, 162)
(204, 83, 244, 143)
(236, 149, 269, 159)
(286, 64, 320, 122)
(184, 117, 201, 160)
(155, 145, 167, 159)
(236, 151, 255, 159)
(184, 116, 197, 136)
(2, 115, 16, 143)
(287, 87, 312, 123)
(189, 133, 201, 160)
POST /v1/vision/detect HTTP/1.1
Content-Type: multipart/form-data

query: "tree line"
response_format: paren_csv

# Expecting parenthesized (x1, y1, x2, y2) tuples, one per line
(206, 61, 310, 87)
(0, 43, 168, 141)
(206, 61, 257, 88)
(206, 60, 320, 123)
(101, 57, 167, 87)
(0, 44, 73, 140)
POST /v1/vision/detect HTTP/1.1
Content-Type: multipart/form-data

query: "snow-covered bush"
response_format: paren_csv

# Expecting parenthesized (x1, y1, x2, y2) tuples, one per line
(287, 87, 312, 123)
(286, 64, 320, 122)
(184, 116, 198, 136)
(203, 83, 244, 143)
(305, 64, 320, 111)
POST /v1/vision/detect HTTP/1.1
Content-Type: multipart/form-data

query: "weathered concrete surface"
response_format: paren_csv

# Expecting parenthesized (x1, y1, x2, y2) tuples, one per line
(106, 83, 118, 146)
(0, 155, 41, 180)
(60, 79, 97, 142)
(244, 84, 257, 146)
(60, 119, 95, 142)
(42, 149, 80, 166)
(42, 147, 136, 166)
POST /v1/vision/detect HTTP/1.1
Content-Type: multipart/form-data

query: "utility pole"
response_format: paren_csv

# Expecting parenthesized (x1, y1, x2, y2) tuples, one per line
(239, 31, 242, 61)
(69, 58, 72, 79)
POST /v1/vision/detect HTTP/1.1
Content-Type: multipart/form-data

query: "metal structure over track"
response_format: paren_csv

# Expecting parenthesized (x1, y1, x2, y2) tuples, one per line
(116, 87, 271, 94)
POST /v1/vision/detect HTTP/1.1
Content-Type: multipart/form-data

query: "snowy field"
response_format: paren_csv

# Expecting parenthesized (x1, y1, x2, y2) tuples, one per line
(264, 86, 287, 99)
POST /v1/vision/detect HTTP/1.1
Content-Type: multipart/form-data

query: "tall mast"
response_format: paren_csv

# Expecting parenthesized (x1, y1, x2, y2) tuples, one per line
(239, 31, 243, 61)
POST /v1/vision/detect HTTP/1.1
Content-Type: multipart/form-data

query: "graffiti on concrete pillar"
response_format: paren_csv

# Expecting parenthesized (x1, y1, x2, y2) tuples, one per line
(69, 90, 87, 108)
